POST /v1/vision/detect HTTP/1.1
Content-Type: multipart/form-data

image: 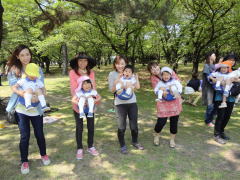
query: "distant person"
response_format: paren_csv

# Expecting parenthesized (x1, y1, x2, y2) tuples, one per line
(202, 52, 216, 127)
(184, 72, 202, 106)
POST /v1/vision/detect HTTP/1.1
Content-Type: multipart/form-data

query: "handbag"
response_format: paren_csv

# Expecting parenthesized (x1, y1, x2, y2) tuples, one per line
(6, 109, 18, 124)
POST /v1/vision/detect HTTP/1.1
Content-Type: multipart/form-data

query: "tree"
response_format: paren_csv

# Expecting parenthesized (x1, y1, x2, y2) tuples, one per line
(0, 0, 4, 48)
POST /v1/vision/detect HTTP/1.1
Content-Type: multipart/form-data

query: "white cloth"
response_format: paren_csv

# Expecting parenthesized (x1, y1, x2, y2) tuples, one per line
(17, 78, 44, 91)
(116, 76, 136, 95)
(154, 79, 182, 95)
(76, 89, 98, 113)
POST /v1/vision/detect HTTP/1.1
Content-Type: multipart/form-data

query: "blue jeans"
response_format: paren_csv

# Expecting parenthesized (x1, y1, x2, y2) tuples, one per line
(17, 113, 46, 163)
(204, 104, 216, 124)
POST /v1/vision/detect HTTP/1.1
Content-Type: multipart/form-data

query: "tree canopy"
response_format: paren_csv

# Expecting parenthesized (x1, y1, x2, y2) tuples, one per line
(1, 0, 240, 73)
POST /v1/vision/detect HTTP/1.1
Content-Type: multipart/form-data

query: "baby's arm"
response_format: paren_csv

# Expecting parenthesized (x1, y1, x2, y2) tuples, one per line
(12, 79, 25, 97)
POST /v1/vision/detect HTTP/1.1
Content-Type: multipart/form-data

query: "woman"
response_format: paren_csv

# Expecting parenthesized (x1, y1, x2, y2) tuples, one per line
(69, 53, 100, 160)
(6, 45, 50, 174)
(212, 54, 238, 144)
(108, 55, 144, 154)
(202, 52, 217, 127)
(147, 62, 182, 148)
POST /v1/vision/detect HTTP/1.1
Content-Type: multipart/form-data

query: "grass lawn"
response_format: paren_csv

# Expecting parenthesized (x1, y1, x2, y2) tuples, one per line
(0, 64, 240, 180)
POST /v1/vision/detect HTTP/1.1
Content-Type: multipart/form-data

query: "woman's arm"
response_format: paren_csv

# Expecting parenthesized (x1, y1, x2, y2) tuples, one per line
(11, 83, 25, 97)
(69, 70, 79, 97)
(134, 74, 140, 89)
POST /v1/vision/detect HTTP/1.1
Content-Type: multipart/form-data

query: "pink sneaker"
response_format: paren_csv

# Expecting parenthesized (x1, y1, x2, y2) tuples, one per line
(76, 149, 83, 160)
(87, 147, 99, 156)
(41, 155, 51, 165)
(21, 162, 29, 174)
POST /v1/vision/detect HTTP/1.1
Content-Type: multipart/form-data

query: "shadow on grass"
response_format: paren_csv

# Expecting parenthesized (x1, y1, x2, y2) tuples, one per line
(1, 65, 240, 179)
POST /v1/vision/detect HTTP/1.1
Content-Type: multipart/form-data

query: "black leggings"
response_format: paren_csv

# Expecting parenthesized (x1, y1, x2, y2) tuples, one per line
(154, 115, 179, 134)
(115, 103, 138, 147)
(73, 111, 94, 149)
(214, 101, 234, 136)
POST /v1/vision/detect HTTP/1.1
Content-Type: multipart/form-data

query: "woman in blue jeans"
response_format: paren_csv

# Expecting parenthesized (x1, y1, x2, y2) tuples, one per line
(6, 45, 50, 174)
(202, 52, 217, 127)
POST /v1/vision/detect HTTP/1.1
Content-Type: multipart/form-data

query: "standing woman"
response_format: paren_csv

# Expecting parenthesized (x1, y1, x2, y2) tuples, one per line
(202, 52, 217, 127)
(108, 55, 144, 154)
(6, 45, 50, 174)
(147, 63, 182, 148)
(69, 53, 100, 159)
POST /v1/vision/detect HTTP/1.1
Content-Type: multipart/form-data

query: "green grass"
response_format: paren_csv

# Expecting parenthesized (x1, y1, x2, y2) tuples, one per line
(0, 64, 240, 180)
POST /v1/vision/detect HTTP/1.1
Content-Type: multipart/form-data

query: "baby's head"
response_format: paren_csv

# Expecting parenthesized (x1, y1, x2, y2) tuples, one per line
(147, 62, 160, 76)
(160, 67, 173, 82)
(123, 65, 134, 78)
(81, 79, 93, 92)
(218, 62, 230, 74)
(25, 63, 40, 80)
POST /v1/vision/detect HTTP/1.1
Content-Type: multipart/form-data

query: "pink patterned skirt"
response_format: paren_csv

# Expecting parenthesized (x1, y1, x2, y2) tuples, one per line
(156, 98, 182, 118)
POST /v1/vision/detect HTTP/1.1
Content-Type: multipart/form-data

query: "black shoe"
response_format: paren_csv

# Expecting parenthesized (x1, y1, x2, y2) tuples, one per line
(221, 133, 230, 140)
(132, 143, 144, 150)
(120, 146, 128, 154)
(214, 135, 226, 144)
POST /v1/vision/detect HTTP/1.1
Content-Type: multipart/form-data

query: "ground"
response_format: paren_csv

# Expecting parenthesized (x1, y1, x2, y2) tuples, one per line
(0, 64, 240, 180)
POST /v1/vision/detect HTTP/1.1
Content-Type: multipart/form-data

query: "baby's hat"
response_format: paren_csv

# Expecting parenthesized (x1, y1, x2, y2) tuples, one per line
(76, 76, 91, 92)
(160, 66, 173, 75)
(25, 63, 40, 77)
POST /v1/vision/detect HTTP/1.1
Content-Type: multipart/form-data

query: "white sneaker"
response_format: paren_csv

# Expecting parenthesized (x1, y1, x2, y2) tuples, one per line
(41, 155, 51, 165)
(21, 162, 29, 174)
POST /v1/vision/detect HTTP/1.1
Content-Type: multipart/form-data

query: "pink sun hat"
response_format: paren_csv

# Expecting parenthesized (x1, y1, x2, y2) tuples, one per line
(75, 76, 91, 93)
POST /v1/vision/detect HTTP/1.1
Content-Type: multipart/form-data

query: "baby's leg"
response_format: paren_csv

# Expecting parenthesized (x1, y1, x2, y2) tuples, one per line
(170, 85, 179, 98)
(87, 96, 94, 113)
(126, 87, 132, 95)
(224, 78, 232, 93)
(219, 95, 227, 108)
(116, 82, 123, 95)
(78, 97, 86, 114)
(24, 88, 33, 107)
(36, 88, 47, 107)
(157, 89, 163, 100)
(116, 82, 122, 90)
(216, 77, 223, 88)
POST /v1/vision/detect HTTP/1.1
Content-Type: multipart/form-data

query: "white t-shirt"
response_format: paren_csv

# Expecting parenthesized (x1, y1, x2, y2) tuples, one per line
(119, 76, 136, 86)
(17, 78, 44, 91)
(76, 89, 98, 98)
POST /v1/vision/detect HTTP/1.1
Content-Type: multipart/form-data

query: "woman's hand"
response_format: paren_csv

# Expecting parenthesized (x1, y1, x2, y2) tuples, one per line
(72, 96, 79, 105)
(162, 90, 168, 98)
(18, 90, 25, 97)
(94, 95, 101, 104)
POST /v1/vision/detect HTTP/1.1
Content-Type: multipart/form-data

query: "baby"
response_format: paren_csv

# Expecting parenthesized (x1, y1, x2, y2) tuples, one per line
(116, 65, 136, 98)
(13, 63, 50, 111)
(209, 62, 240, 108)
(154, 67, 182, 101)
(75, 76, 98, 118)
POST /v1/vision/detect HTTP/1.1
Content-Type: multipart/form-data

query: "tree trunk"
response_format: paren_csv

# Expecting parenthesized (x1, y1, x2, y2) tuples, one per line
(61, 43, 68, 75)
(192, 59, 199, 74)
(0, 0, 4, 49)
(43, 56, 50, 74)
